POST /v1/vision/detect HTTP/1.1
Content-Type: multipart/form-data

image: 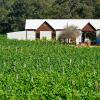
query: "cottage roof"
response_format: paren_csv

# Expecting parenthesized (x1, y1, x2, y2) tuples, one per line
(25, 19, 100, 30)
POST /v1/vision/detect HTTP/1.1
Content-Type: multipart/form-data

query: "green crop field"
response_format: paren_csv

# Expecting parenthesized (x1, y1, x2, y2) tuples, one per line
(0, 35, 100, 100)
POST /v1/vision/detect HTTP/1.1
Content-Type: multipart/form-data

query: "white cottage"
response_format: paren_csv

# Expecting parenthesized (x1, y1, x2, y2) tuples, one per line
(7, 19, 100, 44)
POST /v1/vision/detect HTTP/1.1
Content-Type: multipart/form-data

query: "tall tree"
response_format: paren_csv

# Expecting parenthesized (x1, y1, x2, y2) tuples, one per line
(0, 0, 13, 33)
(58, 25, 80, 44)
(0, 0, 99, 34)
(8, 0, 28, 31)
(94, 0, 100, 18)
(51, 0, 81, 18)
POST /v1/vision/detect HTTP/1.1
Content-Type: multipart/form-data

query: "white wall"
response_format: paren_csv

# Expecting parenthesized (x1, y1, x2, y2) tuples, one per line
(7, 30, 83, 44)
(40, 31, 52, 40)
(27, 31, 36, 40)
(7, 31, 26, 40)
(7, 31, 36, 40)
(76, 31, 82, 44)
(56, 31, 63, 40)
(76, 34, 82, 44)
(96, 30, 100, 37)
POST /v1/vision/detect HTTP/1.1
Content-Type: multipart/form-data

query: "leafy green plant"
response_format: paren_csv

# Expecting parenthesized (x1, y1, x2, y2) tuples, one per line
(0, 35, 100, 99)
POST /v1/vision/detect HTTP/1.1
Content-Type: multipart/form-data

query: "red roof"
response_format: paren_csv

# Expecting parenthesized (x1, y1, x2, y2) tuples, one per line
(82, 23, 96, 32)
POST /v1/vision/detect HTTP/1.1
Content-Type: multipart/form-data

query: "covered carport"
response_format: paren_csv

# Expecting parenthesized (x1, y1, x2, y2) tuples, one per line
(81, 23, 96, 45)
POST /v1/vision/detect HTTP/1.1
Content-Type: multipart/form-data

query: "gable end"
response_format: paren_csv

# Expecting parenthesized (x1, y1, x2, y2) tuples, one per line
(82, 23, 96, 32)
(36, 21, 55, 32)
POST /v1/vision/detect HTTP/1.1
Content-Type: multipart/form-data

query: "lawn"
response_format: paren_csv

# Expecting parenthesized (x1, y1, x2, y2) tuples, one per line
(0, 35, 100, 100)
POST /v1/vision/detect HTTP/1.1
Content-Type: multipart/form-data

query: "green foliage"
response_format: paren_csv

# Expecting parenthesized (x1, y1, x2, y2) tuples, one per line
(0, 36, 100, 99)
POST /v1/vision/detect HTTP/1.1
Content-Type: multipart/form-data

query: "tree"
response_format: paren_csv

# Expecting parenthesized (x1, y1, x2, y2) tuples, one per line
(58, 25, 80, 44)
(8, 0, 28, 31)
(51, 0, 81, 18)
(31, 0, 55, 18)
(0, 0, 100, 34)
(94, 0, 100, 18)
(0, 0, 16, 33)
(77, 3, 94, 18)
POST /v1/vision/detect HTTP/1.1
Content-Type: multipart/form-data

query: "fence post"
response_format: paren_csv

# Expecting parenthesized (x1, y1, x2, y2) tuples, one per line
(26, 30, 27, 40)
